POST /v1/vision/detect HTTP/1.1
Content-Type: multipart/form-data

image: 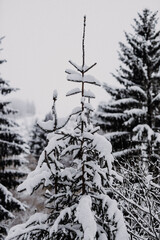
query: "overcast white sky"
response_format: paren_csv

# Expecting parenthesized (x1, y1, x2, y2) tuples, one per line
(0, 0, 160, 117)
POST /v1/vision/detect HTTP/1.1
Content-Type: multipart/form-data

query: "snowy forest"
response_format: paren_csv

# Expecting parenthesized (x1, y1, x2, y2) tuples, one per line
(0, 8, 160, 240)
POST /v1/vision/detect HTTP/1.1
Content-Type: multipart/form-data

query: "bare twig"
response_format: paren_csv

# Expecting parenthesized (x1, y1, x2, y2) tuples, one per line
(84, 62, 97, 73)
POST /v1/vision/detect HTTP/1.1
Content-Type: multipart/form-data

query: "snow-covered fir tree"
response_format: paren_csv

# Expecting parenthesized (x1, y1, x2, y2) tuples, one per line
(29, 120, 47, 160)
(95, 9, 160, 239)
(0, 37, 27, 239)
(6, 17, 128, 240)
(29, 113, 52, 160)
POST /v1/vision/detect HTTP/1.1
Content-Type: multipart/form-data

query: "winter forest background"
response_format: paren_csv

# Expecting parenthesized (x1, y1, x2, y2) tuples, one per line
(0, 0, 160, 240)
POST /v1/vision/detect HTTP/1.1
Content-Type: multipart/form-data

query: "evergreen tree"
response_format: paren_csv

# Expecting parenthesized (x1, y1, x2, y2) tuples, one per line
(0, 37, 27, 239)
(29, 112, 52, 160)
(6, 17, 128, 240)
(95, 9, 160, 239)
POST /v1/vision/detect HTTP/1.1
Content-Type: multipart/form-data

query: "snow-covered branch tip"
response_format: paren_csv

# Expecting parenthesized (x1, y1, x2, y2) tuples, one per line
(53, 89, 58, 101)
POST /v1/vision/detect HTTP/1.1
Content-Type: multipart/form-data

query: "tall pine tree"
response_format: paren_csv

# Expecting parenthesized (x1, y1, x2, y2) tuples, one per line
(6, 17, 128, 240)
(0, 37, 27, 239)
(95, 9, 160, 239)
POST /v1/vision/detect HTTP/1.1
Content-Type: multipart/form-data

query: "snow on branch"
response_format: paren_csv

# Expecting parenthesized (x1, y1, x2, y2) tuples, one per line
(37, 119, 54, 132)
(68, 60, 82, 72)
(84, 89, 95, 98)
(17, 159, 51, 195)
(95, 111, 125, 120)
(66, 87, 81, 97)
(67, 73, 82, 83)
(84, 102, 94, 111)
(83, 132, 114, 173)
(0, 36, 5, 43)
(98, 194, 129, 240)
(0, 183, 26, 211)
(133, 124, 155, 141)
(66, 88, 96, 98)
(6, 213, 48, 240)
(53, 89, 58, 101)
(61, 144, 80, 156)
(0, 204, 14, 220)
(66, 63, 97, 74)
(111, 169, 123, 182)
(112, 73, 134, 87)
(83, 74, 101, 86)
(155, 114, 160, 120)
(129, 86, 147, 98)
(17, 133, 66, 195)
(152, 92, 160, 104)
(105, 131, 129, 140)
(123, 117, 135, 127)
(124, 108, 146, 116)
(65, 69, 78, 75)
(113, 148, 139, 158)
(38, 106, 81, 132)
(108, 98, 139, 108)
(109, 183, 160, 224)
(50, 207, 71, 235)
(154, 132, 160, 144)
(67, 72, 101, 86)
(76, 196, 97, 240)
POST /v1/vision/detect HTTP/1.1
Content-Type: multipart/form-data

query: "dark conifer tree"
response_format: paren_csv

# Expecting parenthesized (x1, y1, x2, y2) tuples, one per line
(0, 37, 27, 239)
(95, 9, 160, 239)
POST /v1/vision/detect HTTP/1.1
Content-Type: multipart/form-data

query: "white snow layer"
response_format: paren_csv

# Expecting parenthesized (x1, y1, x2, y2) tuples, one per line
(152, 92, 160, 103)
(124, 108, 146, 116)
(66, 88, 95, 98)
(130, 86, 146, 97)
(133, 124, 154, 141)
(6, 213, 48, 240)
(53, 89, 58, 99)
(65, 68, 78, 75)
(84, 102, 94, 111)
(67, 60, 95, 72)
(0, 183, 25, 211)
(76, 195, 97, 240)
(92, 133, 114, 172)
(50, 207, 71, 235)
(68, 60, 82, 71)
(38, 119, 54, 131)
(17, 160, 51, 195)
(83, 132, 114, 173)
(101, 195, 129, 240)
(84, 89, 95, 98)
(155, 132, 160, 144)
(67, 72, 101, 86)
(98, 233, 108, 240)
(108, 98, 138, 107)
(66, 87, 81, 96)
(38, 106, 81, 131)
(17, 135, 65, 194)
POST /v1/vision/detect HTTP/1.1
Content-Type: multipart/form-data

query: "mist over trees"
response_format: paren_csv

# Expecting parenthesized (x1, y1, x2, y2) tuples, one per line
(9, 99, 36, 118)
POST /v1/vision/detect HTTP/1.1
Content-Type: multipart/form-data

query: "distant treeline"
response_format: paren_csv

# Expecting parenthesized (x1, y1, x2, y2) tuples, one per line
(9, 98, 36, 118)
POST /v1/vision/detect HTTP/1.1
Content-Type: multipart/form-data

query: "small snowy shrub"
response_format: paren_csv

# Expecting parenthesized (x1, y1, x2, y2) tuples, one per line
(6, 17, 128, 240)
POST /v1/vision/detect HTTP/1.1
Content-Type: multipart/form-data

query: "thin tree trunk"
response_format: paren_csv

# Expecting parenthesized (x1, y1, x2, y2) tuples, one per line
(81, 16, 86, 195)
